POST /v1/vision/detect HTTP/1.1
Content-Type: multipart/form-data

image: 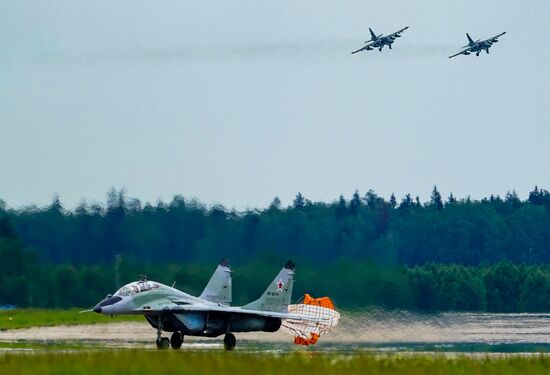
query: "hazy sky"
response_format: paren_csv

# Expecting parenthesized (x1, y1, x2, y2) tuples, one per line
(1, 1, 549, 209)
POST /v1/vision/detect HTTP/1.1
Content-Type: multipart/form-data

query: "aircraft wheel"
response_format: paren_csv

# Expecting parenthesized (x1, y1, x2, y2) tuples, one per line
(223, 333, 236, 351)
(156, 337, 170, 349)
(170, 331, 184, 349)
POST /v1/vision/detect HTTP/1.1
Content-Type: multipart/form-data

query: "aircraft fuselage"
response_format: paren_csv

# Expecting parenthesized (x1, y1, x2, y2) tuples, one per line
(93, 280, 282, 338)
(372, 37, 394, 50)
(145, 311, 281, 337)
(468, 42, 492, 55)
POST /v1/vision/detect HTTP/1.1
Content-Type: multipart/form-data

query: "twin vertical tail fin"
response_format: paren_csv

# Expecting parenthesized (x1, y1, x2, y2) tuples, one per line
(466, 33, 475, 45)
(199, 258, 232, 305)
(243, 260, 295, 313)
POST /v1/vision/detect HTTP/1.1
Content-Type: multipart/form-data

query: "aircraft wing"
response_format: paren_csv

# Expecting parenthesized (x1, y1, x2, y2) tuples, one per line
(482, 32, 506, 45)
(133, 300, 330, 323)
(449, 47, 471, 59)
(387, 26, 409, 39)
(351, 42, 375, 54)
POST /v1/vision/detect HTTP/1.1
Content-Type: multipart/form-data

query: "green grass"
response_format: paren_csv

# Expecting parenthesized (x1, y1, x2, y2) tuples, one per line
(0, 351, 549, 375)
(0, 340, 97, 350)
(0, 309, 142, 330)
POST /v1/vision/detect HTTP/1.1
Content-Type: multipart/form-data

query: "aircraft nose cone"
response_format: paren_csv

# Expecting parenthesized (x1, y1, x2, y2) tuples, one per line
(93, 306, 102, 313)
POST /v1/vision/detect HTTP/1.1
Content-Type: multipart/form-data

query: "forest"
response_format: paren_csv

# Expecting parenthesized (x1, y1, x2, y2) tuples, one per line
(1, 186, 550, 311)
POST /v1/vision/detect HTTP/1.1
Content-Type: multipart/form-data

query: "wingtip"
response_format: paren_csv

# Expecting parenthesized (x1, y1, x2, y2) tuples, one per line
(284, 259, 295, 270)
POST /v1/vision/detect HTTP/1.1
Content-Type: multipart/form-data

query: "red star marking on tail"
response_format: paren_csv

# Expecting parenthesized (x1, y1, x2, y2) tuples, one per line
(276, 280, 284, 291)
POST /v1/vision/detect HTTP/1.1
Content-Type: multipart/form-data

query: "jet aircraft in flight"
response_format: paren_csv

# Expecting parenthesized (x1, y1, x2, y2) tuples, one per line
(351, 26, 409, 54)
(89, 259, 339, 350)
(449, 32, 506, 58)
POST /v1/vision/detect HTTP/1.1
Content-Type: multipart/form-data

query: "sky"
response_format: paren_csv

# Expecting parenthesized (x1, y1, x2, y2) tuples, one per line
(1, 1, 549, 209)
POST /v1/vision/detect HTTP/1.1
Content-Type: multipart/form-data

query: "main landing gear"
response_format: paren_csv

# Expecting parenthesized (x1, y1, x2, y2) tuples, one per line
(223, 333, 236, 351)
(170, 331, 184, 349)
(153, 316, 234, 350)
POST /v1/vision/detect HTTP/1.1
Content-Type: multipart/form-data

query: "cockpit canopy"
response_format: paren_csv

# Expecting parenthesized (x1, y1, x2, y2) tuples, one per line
(114, 281, 160, 296)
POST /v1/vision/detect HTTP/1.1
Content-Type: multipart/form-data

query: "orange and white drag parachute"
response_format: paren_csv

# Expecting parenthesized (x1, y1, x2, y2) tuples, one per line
(281, 294, 340, 345)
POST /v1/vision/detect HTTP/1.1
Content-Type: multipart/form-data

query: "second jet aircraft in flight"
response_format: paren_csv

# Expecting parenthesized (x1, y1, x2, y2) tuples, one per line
(449, 32, 506, 58)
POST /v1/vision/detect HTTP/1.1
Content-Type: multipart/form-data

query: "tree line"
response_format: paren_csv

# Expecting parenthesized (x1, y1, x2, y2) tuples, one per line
(1, 186, 550, 311)
(2, 186, 550, 266)
(2, 231, 550, 312)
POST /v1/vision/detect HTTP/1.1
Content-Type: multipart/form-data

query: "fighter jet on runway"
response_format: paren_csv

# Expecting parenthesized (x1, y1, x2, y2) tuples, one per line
(351, 26, 409, 54)
(449, 32, 506, 58)
(89, 259, 339, 350)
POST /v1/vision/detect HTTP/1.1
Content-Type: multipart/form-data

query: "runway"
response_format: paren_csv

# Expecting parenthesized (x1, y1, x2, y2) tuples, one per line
(1, 311, 550, 353)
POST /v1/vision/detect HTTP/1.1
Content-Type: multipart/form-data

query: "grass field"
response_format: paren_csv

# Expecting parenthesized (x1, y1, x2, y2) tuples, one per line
(0, 351, 549, 375)
(0, 309, 142, 330)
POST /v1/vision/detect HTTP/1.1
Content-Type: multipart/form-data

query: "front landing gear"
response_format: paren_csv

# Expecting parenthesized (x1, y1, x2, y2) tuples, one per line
(155, 315, 170, 349)
(170, 331, 184, 349)
(156, 337, 170, 349)
(223, 332, 236, 351)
